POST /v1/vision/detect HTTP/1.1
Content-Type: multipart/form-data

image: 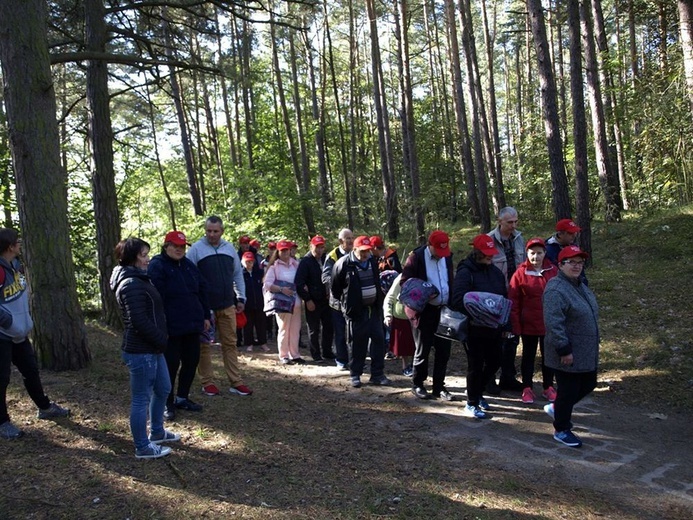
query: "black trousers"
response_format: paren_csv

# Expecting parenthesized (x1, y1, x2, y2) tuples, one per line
(305, 302, 334, 360)
(411, 318, 451, 394)
(464, 332, 502, 405)
(553, 369, 597, 432)
(164, 332, 200, 404)
(520, 335, 554, 389)
(243, 308, 268, 346)
(0, 338, 51, 423)
(499, 334, 520, 383)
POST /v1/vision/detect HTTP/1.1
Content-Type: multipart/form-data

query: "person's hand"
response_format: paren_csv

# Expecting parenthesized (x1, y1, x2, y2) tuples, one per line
(306, 300, 316, 312)
(560, 353, 574, 366)
(236, 302, 245, 313)
(203, 319, 211, 332)
(384, 316, 392, 327)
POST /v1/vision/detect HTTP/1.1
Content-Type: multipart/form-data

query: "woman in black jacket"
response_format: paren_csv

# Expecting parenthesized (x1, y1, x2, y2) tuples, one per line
(148, 231, 211, 421)
(111, 238, 180, 459)
(452, 235, 508, 419)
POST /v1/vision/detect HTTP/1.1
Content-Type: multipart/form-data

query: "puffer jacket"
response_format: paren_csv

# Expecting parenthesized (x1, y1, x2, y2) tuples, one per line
(508, 259, 557, 336)
(543, 271, 600, 373)
(148, 252, 210, 337)
(110, 265, 168, 354)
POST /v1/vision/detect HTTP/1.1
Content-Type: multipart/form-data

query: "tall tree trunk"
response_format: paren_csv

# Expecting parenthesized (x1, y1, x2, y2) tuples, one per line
(526, 0, 572, 220)
(215, 8, 237, 168)
(658, 1, 669, 73)
(269, 14, 315, 234)
(0, 0, 90, 369)
(592, 0, 630, 209)
(366, 0, 399, 240)
(397, 0, 419, 241)
(580, 0, 622, 222)
(444, 0, 480, 225)
(84, 0, 121, 327)
(480, 0, 505, 209)
(240, 18, 255, 170)
(678, 0, 693, 124)
(567, 0, 592, 257)
(324, 0, 352, 228)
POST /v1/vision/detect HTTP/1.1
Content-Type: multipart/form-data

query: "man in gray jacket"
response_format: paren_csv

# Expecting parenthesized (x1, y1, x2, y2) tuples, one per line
(0, 228, 69, 440)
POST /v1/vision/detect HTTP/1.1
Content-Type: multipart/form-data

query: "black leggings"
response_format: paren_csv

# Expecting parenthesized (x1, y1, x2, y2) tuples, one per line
(520, 335, 554, 389)
(464, 332, 502, 406)
(164, 333, 200, 404)
(0, 338, 51, 423)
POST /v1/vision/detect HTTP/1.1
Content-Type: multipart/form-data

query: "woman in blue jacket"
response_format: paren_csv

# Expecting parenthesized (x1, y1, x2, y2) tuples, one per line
(111, 237, 180, 459)
(148, 231, 210, 421)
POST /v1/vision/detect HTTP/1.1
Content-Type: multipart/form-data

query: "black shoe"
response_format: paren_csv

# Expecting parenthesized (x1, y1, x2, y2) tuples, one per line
(485, 381, 502, 396)
(164, 405, 176, 421)
(280, 357, 293, 365)
(293, 358, 307, 365)
(175, 398, 203, 411)
(499, 378, 524, 392)
(322, 352, 336, 360)
(412, 386, 429, 399)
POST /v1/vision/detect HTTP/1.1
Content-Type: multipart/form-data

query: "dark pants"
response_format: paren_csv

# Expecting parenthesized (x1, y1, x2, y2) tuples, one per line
(331, 308, 348, 366)
(306, 302, 334, 360)
(499, 334, 520, 384)
(164, 333, 200, 405)
(0, 338, 50, 423)
(464, 332, 503, 406)
(411, 318, 452, 394)
(346, 307, 385, 379)
(553, 370, 597, 432)
(243, 308, 268, 346)
(520, 335, 554, 389)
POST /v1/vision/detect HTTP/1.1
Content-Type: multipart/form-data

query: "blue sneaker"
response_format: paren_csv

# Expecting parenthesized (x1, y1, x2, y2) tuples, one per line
(544, 403, 555, 419)
(135, 442, 171, 459)
(479, 398, 490, 411)
(149, 430, 181, 445)
(553, 430, 582, 447)
(464, 404, 487, 419)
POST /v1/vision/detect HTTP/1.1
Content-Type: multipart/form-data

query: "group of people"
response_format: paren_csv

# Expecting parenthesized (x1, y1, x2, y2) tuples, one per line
(0, 208, 600, 455)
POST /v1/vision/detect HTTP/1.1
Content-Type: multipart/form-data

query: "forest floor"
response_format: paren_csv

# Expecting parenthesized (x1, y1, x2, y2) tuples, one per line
(1, 210, 692, 519)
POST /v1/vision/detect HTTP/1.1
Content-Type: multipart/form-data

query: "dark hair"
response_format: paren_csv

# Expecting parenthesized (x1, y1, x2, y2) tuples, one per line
(0, 228, 19, 254)
(114, 238, 150, 266)
(471, 249, 489, 262)
(205, 215, 224, 229)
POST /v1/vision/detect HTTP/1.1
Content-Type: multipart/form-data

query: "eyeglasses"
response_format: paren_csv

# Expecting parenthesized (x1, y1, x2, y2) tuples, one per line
(561, 259, 584, 266)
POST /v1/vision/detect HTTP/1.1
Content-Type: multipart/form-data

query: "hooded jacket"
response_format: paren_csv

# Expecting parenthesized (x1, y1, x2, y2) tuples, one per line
(110, 265, 168, 354)
(147, 252, 210, 337)
(0, 257, 33, 342)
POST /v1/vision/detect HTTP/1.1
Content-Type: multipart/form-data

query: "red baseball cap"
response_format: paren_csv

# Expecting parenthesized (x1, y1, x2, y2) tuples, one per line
(525, 237, 546, 250)
(164, 231, 190, 246)
(276, 240, 292, 251)
(428, 230, 451, 258)
(471, 234, 499, 256)
(267, 241, 277, 250)
(242, 251, 255, 262)
(353, 236, 373, 251)
(239, 235, 251, 244)
(249, 239, 260, 248)
(558, 245, 589, 262)
(556, 219, 581, 233)
(369, 235, 384, 248)
(310, 235, 326, 246)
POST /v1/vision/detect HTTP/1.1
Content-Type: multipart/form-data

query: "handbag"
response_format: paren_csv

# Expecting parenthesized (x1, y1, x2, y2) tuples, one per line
(263, 280, 296, 316)
(435, 306, 468, 342)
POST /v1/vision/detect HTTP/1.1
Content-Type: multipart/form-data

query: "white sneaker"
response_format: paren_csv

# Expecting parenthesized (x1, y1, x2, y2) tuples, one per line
(464, 404, 487, 419)
(544, 403, 555, 419)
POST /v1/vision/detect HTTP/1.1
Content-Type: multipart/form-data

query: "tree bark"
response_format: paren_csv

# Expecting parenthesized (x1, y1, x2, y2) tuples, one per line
(678, 0, 693, 124)
(0, 0, 90, 369)
(84, 0, 121, 327)
(526, 0, 572, 220)
(567, 0, 592, 257)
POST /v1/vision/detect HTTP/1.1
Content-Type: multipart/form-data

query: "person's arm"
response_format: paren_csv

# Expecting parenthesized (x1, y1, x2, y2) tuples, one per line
(382, 274, 401, 325)
(146, 257, 166, 299)
(330, 258, 345, 300)
(294, 260, 311, 301)
(450, 263, 472, 312)
(229, 247, 246, 310)
(507, 271, 523, 335)
(120, 281, 168, 348)
(543, 285, 572, 358)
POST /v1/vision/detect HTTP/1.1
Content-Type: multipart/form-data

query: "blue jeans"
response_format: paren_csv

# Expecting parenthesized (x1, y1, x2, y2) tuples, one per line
(122, 352, 171, 450)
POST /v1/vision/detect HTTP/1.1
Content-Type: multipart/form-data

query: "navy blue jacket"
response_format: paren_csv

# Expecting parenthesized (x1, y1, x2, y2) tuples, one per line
(296, 251, 328, 305)
(148, 252, 210, 337)
(242, 264, 265, 311)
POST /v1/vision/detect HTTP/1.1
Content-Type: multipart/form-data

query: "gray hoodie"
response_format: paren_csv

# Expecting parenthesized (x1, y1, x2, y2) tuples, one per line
(0, 258, 34, 342)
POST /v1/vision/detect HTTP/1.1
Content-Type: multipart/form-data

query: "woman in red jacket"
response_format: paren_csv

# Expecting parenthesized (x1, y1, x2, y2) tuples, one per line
(508, 238, 558, 404)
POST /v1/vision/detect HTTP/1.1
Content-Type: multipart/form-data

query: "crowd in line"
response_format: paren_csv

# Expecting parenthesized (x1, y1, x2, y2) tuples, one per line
(0, 209, 599, 457)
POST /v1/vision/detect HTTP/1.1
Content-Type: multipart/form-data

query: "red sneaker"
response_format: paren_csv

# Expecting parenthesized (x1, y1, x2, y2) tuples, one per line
(202, 384, 221, 396)
(542, 386, 557, 402)
(229, 384, 253, 396)
(521, 387, 535, 404)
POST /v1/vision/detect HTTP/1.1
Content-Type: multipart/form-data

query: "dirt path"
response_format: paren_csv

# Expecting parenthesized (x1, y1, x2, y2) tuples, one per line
(249, 348, 693, 517)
